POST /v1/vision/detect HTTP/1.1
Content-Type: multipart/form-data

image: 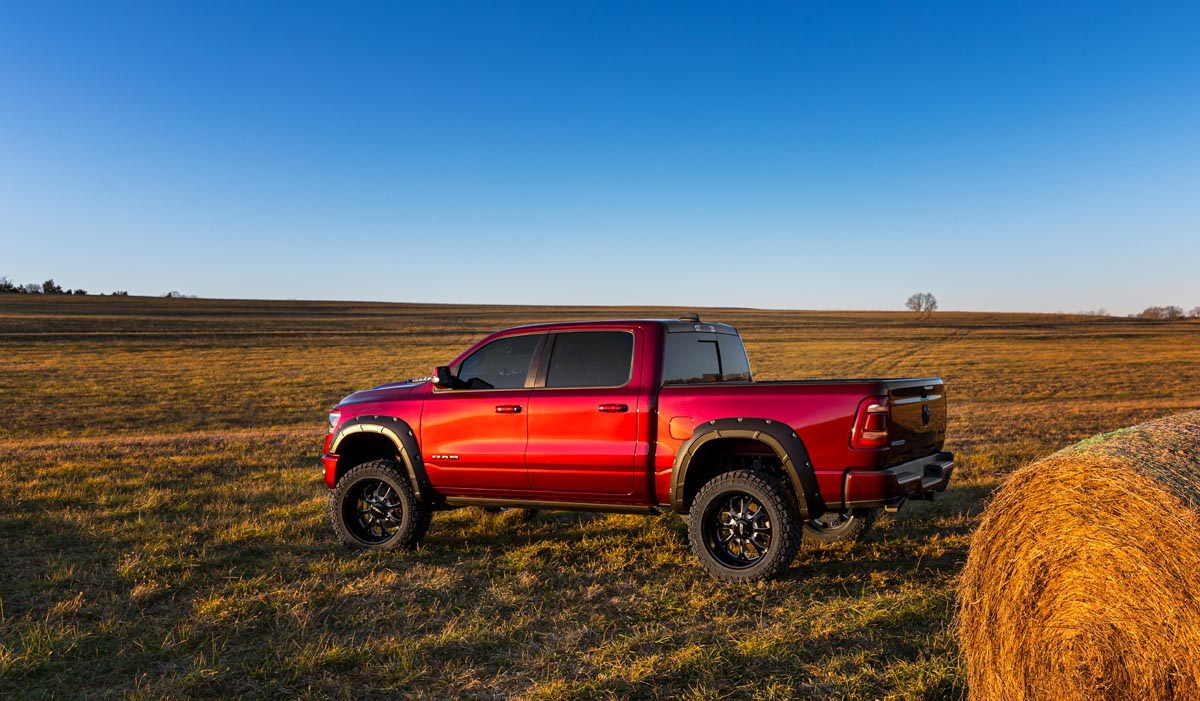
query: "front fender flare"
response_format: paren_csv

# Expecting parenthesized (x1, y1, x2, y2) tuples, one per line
(670, 418, 825, 518)
(329, 416, 434, 502)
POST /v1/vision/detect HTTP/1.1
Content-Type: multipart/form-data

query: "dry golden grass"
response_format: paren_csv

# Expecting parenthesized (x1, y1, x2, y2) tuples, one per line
(2, 294, 1199, 699)
(957, 411, 1200, 701)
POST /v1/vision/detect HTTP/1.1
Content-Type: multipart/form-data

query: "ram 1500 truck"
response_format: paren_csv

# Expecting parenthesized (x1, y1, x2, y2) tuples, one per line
(322, 315, 953, 581)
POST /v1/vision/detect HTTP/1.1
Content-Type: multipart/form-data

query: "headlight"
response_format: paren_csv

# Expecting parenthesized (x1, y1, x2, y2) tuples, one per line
(328, 410, 341, 432)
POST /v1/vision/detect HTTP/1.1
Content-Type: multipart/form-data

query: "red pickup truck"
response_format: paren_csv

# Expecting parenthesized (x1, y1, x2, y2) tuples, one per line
(322, 316, 953, 581)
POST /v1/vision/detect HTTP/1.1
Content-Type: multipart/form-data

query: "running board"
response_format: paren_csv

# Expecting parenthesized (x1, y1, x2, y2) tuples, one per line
(443, 496, 660, 515)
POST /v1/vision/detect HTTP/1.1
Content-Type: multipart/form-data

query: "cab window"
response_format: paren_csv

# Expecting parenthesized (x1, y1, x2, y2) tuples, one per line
(663, 332, 752, 384)
(545, 331, 634, 388)
(456, 334, 541, 389)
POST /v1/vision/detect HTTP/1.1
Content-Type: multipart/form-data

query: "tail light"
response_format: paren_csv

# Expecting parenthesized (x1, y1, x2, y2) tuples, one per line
(850, 396, 890, 449)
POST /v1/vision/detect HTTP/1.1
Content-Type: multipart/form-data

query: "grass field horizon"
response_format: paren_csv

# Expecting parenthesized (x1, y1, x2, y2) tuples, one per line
(4, 295, 1200, 699)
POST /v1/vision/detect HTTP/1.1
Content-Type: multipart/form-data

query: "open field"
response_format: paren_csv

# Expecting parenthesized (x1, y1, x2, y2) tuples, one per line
(3, 295, 1199, 700)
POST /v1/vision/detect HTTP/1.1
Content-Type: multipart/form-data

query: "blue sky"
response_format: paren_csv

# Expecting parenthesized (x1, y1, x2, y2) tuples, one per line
(1, 1, 1197, 314)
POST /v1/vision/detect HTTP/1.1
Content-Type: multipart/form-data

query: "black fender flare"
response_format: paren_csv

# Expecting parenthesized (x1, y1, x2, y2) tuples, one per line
(328, 415, 435, 502)
(669, 418, 825, 518)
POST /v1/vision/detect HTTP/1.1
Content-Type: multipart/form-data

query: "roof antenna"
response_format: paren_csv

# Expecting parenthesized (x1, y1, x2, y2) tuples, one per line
(678, 312, 701, 322)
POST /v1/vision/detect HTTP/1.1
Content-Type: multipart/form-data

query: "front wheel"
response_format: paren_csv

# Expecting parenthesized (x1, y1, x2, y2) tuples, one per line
(330, 459, 431, 549)
(688, 470, 800, 582)
(802, 508, 879, 544)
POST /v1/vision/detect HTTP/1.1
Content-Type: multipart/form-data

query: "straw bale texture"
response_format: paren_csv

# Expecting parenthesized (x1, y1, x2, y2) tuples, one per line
(958, 410, 1200, 701)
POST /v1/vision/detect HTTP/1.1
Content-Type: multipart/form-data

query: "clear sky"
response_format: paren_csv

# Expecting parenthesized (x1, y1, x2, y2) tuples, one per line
(1, 2, 1198, 314)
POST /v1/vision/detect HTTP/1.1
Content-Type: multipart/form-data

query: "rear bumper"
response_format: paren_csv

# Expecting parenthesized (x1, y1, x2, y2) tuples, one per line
(843, 451, 955, 510)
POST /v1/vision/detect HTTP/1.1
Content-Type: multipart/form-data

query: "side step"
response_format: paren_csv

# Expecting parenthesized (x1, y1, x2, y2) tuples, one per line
(443, 496, 660, 515)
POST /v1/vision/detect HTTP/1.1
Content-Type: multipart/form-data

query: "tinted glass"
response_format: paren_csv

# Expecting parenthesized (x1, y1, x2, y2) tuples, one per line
(457, 334, 541, 389)
(546, 332, 634, 388)
(663, 332, 752, 384)
(717, 334, 753, 382)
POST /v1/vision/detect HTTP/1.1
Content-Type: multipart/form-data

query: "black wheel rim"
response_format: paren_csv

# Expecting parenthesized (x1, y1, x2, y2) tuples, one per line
(345, 478, 404, 543)
(702, 492, 772, 569)
(808, 512, 853, 532)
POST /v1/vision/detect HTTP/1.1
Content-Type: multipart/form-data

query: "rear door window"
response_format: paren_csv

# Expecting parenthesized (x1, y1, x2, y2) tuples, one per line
(545, 331, 634, 388)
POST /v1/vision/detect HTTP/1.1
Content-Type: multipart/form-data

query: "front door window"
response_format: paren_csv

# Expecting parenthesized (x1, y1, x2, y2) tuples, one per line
(457, 334, 541, 389)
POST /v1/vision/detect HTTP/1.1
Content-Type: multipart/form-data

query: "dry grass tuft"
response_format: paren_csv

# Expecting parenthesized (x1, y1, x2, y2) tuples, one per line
(957, 411, 1200, 701)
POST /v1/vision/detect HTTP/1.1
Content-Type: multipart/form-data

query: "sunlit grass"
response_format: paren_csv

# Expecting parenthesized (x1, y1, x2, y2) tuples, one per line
(1, 295, 1198, 698)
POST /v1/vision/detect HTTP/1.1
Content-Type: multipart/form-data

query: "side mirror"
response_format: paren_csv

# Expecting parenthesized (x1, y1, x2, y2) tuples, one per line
(433, 366, 455, 388)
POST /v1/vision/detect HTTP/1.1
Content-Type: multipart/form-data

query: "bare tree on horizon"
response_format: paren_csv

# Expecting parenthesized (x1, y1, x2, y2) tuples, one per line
(905, 292, 938, 314)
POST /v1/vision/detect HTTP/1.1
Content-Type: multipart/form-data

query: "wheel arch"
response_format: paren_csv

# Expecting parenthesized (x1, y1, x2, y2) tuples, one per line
(670, 418, 824, 519)
(328, 416, 434, 502)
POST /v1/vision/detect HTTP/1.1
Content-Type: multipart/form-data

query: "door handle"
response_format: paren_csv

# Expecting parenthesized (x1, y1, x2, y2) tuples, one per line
(495, 405, 522, 414)
(598, 403, 628, 413)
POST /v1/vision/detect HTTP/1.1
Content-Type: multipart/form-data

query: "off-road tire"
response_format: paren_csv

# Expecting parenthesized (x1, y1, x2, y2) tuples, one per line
(330, 459, 431, 549)
(688, 470, 801, 582)
(802, 508, 880, 544)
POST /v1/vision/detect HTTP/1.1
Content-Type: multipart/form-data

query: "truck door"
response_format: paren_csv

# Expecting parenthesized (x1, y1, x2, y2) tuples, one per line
(420, 333, 544, 491)
(525, 330, 641, 495)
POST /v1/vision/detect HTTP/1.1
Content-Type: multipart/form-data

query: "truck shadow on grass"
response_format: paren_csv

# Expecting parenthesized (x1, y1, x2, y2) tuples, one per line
(419, 480, 997, 582)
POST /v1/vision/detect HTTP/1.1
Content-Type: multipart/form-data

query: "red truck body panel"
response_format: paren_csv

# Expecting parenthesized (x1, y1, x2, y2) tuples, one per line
(655, 381, 896, 509)
(421, 384, 530, 490)
(323, 318, 952, 514)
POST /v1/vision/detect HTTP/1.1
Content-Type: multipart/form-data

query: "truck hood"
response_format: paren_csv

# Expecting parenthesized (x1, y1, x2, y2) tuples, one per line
(338, 380, 427, 406)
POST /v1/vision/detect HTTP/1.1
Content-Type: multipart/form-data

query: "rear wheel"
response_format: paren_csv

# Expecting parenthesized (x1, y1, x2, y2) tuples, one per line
(330, 459, 431, 549)
(802, 508, 879, 544)
(688, 470, 800, 582)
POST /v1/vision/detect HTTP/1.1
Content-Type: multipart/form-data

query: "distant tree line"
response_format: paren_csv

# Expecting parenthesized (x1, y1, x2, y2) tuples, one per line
(0, 277, 87, 295)
(0, 275, 193, 298)
(1076, 307, 1200, 319)
(901, 294, 1200, 320)
(1136, 305, 1200, 320)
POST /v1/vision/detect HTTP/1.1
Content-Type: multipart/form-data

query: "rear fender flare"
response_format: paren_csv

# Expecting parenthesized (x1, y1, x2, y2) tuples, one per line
(329, 416, 434, 502)
(670, 418, 824, 518)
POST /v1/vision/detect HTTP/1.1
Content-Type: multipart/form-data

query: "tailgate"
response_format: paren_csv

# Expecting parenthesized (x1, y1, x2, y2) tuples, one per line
(885, 379, 947, 465)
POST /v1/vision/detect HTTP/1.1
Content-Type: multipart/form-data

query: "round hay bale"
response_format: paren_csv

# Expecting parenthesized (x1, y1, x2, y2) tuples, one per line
(957, 410, 1200, 701)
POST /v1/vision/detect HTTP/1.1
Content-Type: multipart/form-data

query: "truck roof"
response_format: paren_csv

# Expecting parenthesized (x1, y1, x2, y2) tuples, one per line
(494, 317, 741, 336)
